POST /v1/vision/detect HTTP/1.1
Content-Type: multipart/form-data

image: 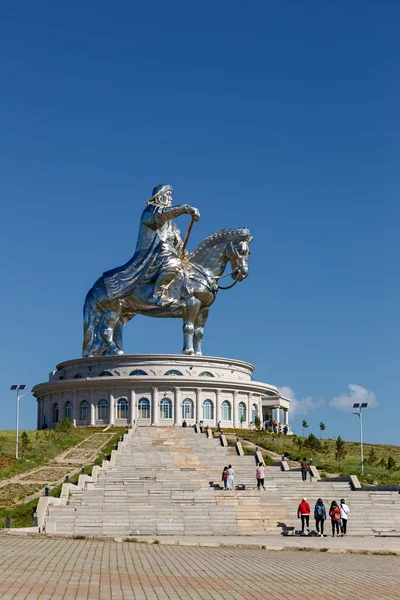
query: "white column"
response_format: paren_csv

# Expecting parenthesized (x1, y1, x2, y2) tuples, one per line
(196, 389, 202, 423)
(130, 390, 136, 425)
(174, 388, 181, 426)
(232, 391, 238, 428)
(246, 394, 251, 428)
(216, 390, 221, 425)
(152, 387, 159, 425)
(109, 391, 115, 425)
(72, 390, 78, 425)
(36, 397, 41, 430)
(284, 409, 289, 425)
(275, 406, 280, 423)
(90, 390, 96, 426)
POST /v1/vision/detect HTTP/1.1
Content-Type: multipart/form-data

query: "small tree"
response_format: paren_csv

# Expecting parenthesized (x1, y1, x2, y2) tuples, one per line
(335, 436, 347, 471)
(319, 422, 326, 440)
(295, 437, 303, 450)
(379, 457, 386, 468)
(55, 417, 72, 440)
(254, 415, 261, 431)
(387, 456, 397, 484)
(367, 447, 377, 466)
(20, 431, 31, 458)
(305, 433, 322, 453)
(302, 420, 309, 437)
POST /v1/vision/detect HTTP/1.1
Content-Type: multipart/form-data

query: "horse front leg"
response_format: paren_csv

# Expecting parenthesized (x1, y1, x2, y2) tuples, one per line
(193, 308, 209, 356)
(181, 298, 201, 355)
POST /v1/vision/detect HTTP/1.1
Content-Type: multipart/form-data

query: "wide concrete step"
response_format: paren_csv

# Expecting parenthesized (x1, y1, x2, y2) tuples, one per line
(44, 426, 400, 536)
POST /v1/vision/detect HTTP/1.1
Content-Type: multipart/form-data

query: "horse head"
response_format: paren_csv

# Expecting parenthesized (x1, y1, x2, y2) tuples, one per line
(225, 228, 253, 282)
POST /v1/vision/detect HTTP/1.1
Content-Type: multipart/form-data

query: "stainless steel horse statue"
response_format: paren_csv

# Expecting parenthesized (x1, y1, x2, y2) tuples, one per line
(82, 185, 252, 357)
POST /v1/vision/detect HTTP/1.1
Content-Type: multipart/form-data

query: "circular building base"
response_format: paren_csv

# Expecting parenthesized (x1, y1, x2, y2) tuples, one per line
(32, 354, 289, 430)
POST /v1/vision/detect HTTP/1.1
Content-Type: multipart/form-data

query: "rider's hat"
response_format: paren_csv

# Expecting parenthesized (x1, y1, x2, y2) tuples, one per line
(146, 184, 173, 203)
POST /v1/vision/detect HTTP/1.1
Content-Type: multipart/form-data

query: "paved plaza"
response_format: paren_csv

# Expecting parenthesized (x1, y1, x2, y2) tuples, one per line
(0, 537, 399, 599)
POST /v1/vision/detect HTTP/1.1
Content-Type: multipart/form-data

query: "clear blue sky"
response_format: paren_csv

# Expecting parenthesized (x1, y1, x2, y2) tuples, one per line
(0, 1, 398, 444)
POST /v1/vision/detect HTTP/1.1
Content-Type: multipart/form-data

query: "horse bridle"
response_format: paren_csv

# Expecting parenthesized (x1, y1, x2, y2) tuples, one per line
(186, 241, 246, 292)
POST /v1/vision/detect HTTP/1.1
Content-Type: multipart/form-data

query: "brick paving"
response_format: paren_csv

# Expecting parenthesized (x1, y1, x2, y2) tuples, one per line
(0, 537, 399, 599)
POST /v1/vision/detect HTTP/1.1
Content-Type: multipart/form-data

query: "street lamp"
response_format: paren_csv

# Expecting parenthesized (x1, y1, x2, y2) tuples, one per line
(10, 384, 33, 459)
(353, 402, 368, 476)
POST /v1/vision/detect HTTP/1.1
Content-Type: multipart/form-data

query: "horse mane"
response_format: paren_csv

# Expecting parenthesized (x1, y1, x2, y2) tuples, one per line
(190, 228, 251, 262)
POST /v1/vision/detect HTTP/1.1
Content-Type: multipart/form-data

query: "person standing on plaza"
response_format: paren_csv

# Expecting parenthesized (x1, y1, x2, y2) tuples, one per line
(340, 499, 350, 535)
(256, 463, 266, 491)
(226, 464, 235, 490)
(297, 497, 311, 535)
(300, 458, 308, 481)
(199, 419, 204, 433)
(329, 500, 341, 537)
(314, 498, 326, 536)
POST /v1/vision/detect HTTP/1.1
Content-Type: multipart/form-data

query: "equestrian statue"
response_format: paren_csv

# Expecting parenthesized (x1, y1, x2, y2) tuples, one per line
(83, 184, 252, 357)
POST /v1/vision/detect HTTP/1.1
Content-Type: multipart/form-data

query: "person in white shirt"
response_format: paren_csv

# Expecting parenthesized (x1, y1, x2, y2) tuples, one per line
(340, 499, 350, 535)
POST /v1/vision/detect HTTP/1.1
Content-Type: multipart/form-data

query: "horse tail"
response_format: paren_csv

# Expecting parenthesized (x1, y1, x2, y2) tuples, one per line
(82, 289, 98, 357)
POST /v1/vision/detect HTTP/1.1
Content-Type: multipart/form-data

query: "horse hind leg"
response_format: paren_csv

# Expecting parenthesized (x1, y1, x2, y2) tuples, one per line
(82, 292, 103, 357)
(101, 310, 124, 355)
(193, 308, 209, 356)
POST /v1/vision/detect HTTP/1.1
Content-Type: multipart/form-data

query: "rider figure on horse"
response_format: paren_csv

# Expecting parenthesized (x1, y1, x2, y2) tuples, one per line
(104, 185, 200, 307)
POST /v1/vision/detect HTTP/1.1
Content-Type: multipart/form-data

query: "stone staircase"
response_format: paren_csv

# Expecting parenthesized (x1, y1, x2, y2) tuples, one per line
(45, 427, 400, 537)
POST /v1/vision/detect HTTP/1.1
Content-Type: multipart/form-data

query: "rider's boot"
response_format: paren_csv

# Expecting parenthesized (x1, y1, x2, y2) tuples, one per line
(151, 269, 179, 307)
(152, 285, 175, 307)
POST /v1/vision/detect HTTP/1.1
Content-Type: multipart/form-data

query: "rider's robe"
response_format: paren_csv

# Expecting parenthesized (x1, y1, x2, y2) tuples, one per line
(104, 204, 183, 301)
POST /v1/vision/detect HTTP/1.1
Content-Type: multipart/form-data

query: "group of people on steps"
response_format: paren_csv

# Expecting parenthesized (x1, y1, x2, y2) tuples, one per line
(297, 497, 350, 536)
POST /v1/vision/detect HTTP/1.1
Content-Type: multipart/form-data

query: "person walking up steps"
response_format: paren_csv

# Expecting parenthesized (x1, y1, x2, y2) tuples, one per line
(329, 500, 341, 537)
(340, 499, 350, 535)
(314, 498, 326, 536)
(297, 497, 311, 535)
(300, 458, 308, 481)
(256, 463, 266, 490)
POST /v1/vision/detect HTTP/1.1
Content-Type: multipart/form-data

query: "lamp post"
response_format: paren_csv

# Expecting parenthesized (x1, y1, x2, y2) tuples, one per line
(10, 384, 32, 459)
(353, 402, 368, 476)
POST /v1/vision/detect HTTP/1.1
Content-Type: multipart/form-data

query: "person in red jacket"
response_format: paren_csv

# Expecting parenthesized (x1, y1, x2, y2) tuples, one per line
(297, 497, 311, 534)
(329, 500, 341, 537)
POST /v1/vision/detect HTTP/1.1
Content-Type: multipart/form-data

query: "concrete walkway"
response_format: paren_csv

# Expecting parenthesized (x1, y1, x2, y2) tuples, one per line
(0, 536, 399, 599)
(123, 533, 400, 554)
(2, 529, 400, 555)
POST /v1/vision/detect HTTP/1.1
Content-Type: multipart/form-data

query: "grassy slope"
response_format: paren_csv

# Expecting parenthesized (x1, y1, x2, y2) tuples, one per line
(0, 427, 125, 528)
(0, 428, 101, 479)
(221, 428, 400, 486)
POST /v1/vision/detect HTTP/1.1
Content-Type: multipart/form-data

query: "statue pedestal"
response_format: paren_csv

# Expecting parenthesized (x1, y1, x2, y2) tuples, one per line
(33, 354, 290, 430)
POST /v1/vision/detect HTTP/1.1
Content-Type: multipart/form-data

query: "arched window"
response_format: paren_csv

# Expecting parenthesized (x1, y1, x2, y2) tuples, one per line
(221, 400, 231, 421)
(203, 399, 214, 420)
(238, 402, 247, 424)
(80, 400, 89, 421)
(199, 371, 214, 377)
(52, 403, 59, 424)
(251, 404, 258, 423)
(160, 398, 172, 419)
(164, 370, 183, 376)
(65, 402, 72, 422)
(73, 374, 82, 379)
(129, 369, 147, 376)
(98, 399, 108, 420)
(138, 398, 150, 419)
(99, 371, 113, 377)
(182, 398, 194, 420)
(117, 398, 128, 420)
